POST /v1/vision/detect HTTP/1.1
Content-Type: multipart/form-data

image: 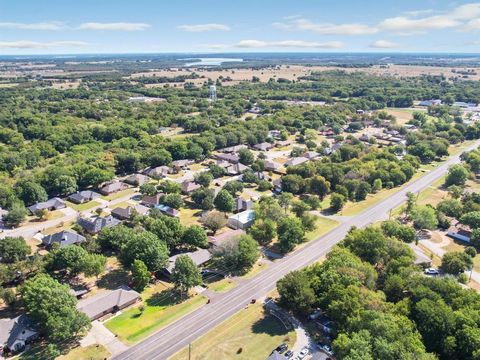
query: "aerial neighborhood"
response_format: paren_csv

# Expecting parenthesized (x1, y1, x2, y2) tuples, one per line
(1, 41, 480, 360)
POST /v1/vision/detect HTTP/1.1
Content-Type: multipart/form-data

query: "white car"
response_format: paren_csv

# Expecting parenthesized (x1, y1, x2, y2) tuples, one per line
(298, 348, 309, 359)
(424, 268, 440, 275)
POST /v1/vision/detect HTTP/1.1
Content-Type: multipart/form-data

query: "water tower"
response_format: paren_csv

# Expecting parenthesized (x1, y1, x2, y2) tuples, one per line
(209, 85, 217, 102)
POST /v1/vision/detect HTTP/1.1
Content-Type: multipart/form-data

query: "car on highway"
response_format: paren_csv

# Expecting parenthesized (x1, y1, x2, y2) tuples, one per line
(424, 268, 440, 275)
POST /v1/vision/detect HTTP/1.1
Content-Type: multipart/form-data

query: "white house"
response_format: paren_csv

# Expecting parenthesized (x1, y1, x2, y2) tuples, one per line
(228, 210, 255, 230)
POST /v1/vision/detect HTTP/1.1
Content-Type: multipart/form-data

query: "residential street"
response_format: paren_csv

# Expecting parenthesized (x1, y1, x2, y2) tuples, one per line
(113, 141, 480, 360)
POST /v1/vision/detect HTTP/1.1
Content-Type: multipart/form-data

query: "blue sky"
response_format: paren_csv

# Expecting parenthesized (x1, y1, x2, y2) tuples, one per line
(1, 0, 480, 54)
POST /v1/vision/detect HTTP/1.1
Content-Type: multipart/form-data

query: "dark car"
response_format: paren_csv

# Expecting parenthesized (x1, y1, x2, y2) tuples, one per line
(284, 350, 294, 358)
(276, 343, 288, 353)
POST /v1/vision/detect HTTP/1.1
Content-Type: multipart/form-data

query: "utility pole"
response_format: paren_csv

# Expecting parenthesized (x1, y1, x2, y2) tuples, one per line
(188, 343, 192, 360)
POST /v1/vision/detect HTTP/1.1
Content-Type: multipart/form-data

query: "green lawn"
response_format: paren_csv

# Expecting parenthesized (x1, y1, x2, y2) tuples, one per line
(105, 286, 207, 344)
(239, 262, 269, 279)
(208, 278, 237, 293)
(58, 344, 111, 360)
(169, 303, 296, 360)
(101, 188, 136, 201)
(305, 216, 339, 241)
(66, 200, 101, 211)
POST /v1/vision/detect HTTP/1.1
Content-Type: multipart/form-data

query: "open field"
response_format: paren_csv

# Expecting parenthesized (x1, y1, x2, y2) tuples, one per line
(305, 216, 340, 241)
(101, 188, 136, 201)
(105, 282, 207, 344)
(58, 344, 110, 360)
(66, 200, 101, 211)
(208, 278, 237, 293)
(169, 303, 296, 360)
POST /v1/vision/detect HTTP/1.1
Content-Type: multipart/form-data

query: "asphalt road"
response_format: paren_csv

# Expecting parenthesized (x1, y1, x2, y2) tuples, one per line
(114, 140, 480, 360)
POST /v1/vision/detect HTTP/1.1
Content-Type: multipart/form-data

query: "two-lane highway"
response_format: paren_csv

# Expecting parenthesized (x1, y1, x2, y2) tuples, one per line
(114, 140, 480, 360)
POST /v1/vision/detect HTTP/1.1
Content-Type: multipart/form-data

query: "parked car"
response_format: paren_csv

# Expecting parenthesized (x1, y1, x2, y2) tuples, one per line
(308, 309, 322, 320)
(424, 268, 440, 275)
(276, 343, 288, 353)
(298, 347, 309, 359)
(318, 343, 334, 356)
(284, 350, 294, 358)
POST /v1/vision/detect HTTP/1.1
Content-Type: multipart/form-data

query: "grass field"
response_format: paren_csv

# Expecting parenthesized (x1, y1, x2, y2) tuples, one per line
(208, 278, 237, 293)
(169, 303, 296, 360)
(105, 283, 207, 344)
(66, 200, 101, 211)
(305, 216, 340, 241)
(58, 344, 110, 360)
(101, 188, 136, 201)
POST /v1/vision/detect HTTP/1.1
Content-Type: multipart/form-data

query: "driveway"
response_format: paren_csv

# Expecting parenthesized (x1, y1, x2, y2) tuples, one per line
(81, 320, 128, 356)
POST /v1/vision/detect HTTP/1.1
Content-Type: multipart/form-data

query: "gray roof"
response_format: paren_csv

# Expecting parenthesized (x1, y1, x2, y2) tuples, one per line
(28, 197, 66, 214)
(0, 315, 37, 349)
(124, 174, 150, 186)
(165, 249, 211, 274)
(78, 215, 120, 234)
(284, 157, 309, 167)
(111, 205, 150, 219)
(77, 286, 140, 320)
(42, 230, 86, 248)
(68, 190, 101, 203)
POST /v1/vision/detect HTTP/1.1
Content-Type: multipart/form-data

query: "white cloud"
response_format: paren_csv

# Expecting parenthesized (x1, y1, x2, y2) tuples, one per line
(78, 22, 150, 31)
(379, 2, 480, 33)
(463, 19, 480, 31)
(0, 21, 65, 30)
(177, 23, 230, 32)
(0, 40, 88, 49)
(272, 18, 378, 35)
(369, 40, 400, 49)
(234, 39, 343, 49)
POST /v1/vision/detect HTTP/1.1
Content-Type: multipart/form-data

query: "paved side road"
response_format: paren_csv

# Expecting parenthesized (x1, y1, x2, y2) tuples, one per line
(109, 140, 480, 360)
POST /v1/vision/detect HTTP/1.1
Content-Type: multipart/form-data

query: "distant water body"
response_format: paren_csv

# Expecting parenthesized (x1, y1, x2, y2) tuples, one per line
(181, 58, 243, 66)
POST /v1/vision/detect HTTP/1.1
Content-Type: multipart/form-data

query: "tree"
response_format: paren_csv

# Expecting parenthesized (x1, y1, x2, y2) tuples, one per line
(49, 245, 105, 277)
(277, 270, 315, 314)
(0, 287, 16, 305)
(143, 215, 184, 249)
(465, 246, 477, 258)
(278, 192, 293, 214)
(405, 191, 417, 216)
(257, 179, 272, 191)
(98, 225, 136, 251)
(254, 197, 283, 222)
(223, 180, 244, 197)
(281, 174, 304, 194)
(191, 187, 215, 210)
(291, 200, 310, 217)
(411, 206, 438, 230)
(14, 180, 47, 206)
(194, 171, 213, 187)
(460, 211, 480, 229)
(437, 199, 463, 218)
(238, 149, 254, 165)
(208, 163, 226, 178)
(21, 274, 90, 342)
(330, 193, 346, 213)
(34, 208, 48, 220)
(202, 211, 227, 234)
(214, 189, 235, 213)
(372, 178, 383, 193)
(0, 184, 17, 209)
(131, 259, 151, 291)
(445, 164, 469, 187)
(82, 253, 107, 278)
(2, 202, 27, 228)
(182, 225, 208, 248)
(381, 220, 416, 243)
(441, 251, 473, 275)
(140, 183, 157, 196)
(0, 236, 30, 263)
(355, 181, 371, 201)
(120, 232, 169, 272)
(249, 219, 277, 245)
(52, 175, 77, 196)
(157, 180, 181, 194)
(162, 193, 184, 209)
(213, 235, 260, 274)
(171, 255, 202, 295)
(278, 217, 305, 253)
(309, 176, 330, 199)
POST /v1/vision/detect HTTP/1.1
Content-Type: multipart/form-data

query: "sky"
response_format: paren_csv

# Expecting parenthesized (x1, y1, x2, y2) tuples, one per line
(1, 0, 480, 54)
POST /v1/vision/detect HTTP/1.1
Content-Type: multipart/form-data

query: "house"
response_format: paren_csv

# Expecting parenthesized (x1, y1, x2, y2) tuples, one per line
(268, 129, 282, 139)
(228, 210, 255, 230)
(141, 193, 163, 207)
(218, 145, 248, 153)
(164, 249, 212, 276)
(253, 142, 274, 151)
(78, 215, 120, 234)
(124, 173, 150, 186)
(303, 151, 320, 160)
(77, 286, 140, 320)
(214, 153, 240, 164)
(171, 159, 195, 172)
(272, 178, 282, 193)
(0, 315, 38, 354)
(419, 99, 442, 107)
(248, 106, 262, 114)
(181, 181, 201, 195)
(111, 205, 150, 220)
(99, 181, 129, 195)
(276, 139, 292, 147)
(447, 221, 472, 243)
(67, 190, 101, 204)
(235, 197, 254, 213)
(225, 163, 249, 176)
(42, 230, 86, 248)
(264, 160, 281, 172)
(27, 197, 66, 214)
(154, 204, 180, 217)
(143, 166, 171, 179)
(284, 157, 309, 167)
(208, 228, 245, 247)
